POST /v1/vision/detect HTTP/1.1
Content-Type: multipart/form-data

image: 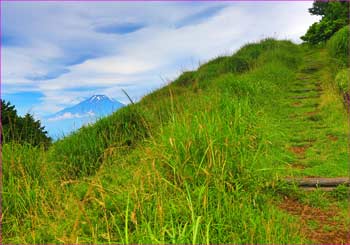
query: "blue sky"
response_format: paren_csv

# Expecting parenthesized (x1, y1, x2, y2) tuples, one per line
(1, 1, 319, 118)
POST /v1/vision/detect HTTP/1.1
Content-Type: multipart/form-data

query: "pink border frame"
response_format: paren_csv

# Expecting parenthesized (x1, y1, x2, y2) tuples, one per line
(0, 1, 348, 245)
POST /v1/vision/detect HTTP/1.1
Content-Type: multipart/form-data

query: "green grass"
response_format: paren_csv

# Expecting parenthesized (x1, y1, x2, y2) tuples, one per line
(2, 38, 349, 243)
(327, 25, 349, 67)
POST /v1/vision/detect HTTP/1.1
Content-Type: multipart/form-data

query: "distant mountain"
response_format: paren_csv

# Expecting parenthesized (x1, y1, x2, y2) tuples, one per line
(44, 95, 124, 139)
(49, 95, 124, 121)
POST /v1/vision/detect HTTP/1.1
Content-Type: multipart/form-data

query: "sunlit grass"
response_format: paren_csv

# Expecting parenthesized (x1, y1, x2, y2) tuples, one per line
(2, 38, 348, 243)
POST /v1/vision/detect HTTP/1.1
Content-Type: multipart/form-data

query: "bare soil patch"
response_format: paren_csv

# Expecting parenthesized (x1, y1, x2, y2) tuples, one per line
(291, 101, 302, 107)
(305, 110, 319, 116)
(289, 162, 307, 169)
(279, 197, 350, 244)
(289, 145, 309, 156)
(327, 134, 338, 142)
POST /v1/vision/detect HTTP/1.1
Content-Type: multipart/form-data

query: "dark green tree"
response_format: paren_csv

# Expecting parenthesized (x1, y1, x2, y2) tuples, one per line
(1, 99, 51, 147)
(308, 1, 329, 16)
(1, 99, 20, 141)
(301, 1, 349, 44)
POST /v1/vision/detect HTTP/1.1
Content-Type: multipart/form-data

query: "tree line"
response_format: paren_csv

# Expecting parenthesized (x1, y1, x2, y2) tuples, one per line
(1, 99, 51, 147)
(301, 1, 349, 44)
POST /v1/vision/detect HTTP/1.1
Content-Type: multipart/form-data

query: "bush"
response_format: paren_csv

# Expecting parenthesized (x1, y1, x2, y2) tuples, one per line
(335, 68, 350, 94)
(301, 1, 349, 44)
(327, 25, 349, 67)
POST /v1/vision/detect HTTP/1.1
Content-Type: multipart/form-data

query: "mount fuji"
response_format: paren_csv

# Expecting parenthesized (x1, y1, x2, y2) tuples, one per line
(44, 95, 124, 139)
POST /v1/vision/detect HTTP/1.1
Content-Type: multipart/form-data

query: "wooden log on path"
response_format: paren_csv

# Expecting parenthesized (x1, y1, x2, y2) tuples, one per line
(284, 177, 350, 187)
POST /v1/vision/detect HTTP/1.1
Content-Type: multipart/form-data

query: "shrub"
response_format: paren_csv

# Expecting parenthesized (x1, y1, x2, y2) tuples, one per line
(301, 1, 349, 44)
(335, 68, 350, 94)
(327, 25, 349, 67)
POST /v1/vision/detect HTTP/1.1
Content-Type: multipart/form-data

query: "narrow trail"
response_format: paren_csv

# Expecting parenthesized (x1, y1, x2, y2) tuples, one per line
(282, 49, 348, 177)
(285, 57, 327, 171)
(278, 49, 350, 244)
(279, 197, 349, 244)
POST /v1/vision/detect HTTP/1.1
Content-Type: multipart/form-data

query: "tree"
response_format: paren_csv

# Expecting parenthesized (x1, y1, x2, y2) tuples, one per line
(1, 99, 51, 147)
(308, 1, 329, 16)
(1, 99, 20, 142)
(301, 1, 349, 44)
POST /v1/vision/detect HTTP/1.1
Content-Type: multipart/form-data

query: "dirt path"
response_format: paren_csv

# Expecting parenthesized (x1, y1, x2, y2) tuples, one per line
(279, 197, 350, 244)
(278, 50, 350, 244)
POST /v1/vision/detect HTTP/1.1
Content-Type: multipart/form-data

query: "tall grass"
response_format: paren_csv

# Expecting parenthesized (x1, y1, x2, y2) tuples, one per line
(327, 25, 349, 67)
(326, 25, 350, 111)
(51, 105, 151, 178)
(335, 68, 350, 95)
(49, 39, 299, 179)
(2, 38, 321, 243)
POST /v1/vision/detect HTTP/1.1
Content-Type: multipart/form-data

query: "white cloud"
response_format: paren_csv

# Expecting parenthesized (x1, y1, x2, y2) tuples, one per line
(2, 1, 319, 117)
(72, 56, 159, 75)
(47, 111, 95, 122)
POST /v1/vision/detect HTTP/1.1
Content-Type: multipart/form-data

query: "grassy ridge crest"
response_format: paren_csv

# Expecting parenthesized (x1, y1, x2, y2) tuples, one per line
(2, 37, 349, 243)
(51, 38, 299, 179)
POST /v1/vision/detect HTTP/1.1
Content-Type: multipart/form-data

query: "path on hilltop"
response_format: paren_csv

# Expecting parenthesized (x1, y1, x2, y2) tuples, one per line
(277, 48, 350, 244)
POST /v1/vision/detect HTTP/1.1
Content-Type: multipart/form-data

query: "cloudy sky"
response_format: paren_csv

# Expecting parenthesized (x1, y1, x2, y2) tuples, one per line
(1, 1, 319, 118)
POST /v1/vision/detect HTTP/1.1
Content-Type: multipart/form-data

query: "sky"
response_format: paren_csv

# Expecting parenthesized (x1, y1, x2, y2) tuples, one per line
(1, 1, 319, 119)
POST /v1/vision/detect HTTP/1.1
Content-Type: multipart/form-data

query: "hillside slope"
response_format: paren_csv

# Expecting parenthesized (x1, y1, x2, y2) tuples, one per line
(2, 39, 349, 244)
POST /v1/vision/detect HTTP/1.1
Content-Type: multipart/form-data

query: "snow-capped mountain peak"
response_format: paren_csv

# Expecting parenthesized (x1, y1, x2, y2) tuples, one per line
(49, 94, 124, 119)
(44, 94, 125, 139)
(89, 95, 108, 102)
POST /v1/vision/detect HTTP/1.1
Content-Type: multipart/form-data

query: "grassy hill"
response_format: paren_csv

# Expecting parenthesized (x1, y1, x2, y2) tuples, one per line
(2, 34, 349, 243)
